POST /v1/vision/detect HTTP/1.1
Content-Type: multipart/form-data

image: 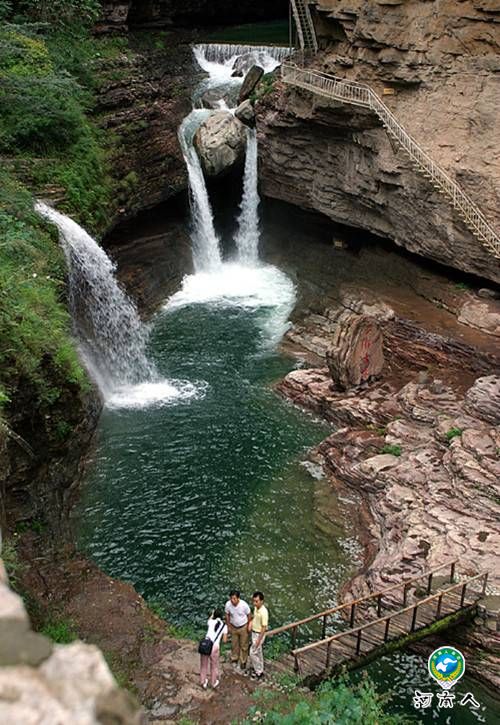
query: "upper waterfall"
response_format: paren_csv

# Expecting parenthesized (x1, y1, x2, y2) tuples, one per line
(35, 202, 202, 407)
(235, 128, 260, 265)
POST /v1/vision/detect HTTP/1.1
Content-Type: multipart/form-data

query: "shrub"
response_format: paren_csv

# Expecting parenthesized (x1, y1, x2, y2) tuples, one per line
(381, 444, 402, 457)
(445, 427, 463, 442)
(40, 618, 78, 643)
(11, 0, 100, 27)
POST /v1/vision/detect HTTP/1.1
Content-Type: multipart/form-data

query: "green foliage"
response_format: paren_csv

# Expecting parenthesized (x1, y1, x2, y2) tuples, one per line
(251, 72, 278, 103)
(244, 677, 411, 724)
(454, 281, 469, 291)
(0, 168, 87, 406)
(1, 539, 24, 590)
(381, 444, 402, 457)
(11, 0, 100, 27)
(445, 427, 463, 442)
(40, 617, 78, 643)
(147, 599, 167, 620)
(265, 634, 291, 661)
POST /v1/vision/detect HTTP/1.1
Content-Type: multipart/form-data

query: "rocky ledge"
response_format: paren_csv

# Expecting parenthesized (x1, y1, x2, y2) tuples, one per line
(277, 282, 500, 688)
(257, 0, 500, 282)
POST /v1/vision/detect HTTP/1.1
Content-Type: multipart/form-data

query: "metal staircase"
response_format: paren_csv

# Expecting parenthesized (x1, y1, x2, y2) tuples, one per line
(291, 0, 318, 53)
(281, 63, 500, 259)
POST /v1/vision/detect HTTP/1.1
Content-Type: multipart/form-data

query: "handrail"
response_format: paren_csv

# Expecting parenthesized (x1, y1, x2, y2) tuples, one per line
(291, 0, 318, 53)
(266, 559, 457, 638)
(280, 63, 500, 259)
(292, 572, 487, 659)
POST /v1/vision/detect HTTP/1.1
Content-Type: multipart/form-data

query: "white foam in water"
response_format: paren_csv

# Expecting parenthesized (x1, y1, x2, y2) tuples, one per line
(106, 379, 207, 410)
(35, 201, 203, 408)
(164, 263, 296, 350)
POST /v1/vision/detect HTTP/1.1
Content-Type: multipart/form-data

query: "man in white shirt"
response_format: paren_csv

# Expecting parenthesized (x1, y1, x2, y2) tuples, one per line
(225, 589, 252, 670)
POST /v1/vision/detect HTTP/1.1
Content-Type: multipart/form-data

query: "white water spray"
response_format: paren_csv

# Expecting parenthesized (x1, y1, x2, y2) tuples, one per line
(235, 128, 260, 264)
(36, 201, 203, 407)
(178, 113, 222, 272)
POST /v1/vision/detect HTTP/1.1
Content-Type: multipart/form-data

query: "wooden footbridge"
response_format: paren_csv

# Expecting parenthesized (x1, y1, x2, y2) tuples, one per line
(266, 562, 488, 681)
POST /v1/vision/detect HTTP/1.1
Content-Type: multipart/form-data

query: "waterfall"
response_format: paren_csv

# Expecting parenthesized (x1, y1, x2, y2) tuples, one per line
(178, 114, 222, 273)
(194, 44, 289, 66)
(35, 202, 155, 398)
(235, 129, 260, 265)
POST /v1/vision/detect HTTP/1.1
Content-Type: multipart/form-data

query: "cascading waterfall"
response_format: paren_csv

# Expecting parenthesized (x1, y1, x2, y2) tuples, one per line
(178, 114, 222, 272)
(36, 201, 200, 407)
(234, 128, 260, 265)
(194, 44, 289, 65)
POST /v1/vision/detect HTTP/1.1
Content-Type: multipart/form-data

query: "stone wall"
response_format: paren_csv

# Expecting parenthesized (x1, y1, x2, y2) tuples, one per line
(257, 0, 500, 282)
(0, 555, 141, 724)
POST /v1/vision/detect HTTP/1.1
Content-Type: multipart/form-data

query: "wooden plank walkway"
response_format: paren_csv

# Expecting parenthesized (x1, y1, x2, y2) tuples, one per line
(266, 563, 488, 680)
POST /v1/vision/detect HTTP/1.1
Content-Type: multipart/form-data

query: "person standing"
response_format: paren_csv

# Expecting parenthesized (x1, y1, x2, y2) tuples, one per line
(199, 608, 228, 689)
(249, 591, 268, 679)
(225, 590, 251, 670)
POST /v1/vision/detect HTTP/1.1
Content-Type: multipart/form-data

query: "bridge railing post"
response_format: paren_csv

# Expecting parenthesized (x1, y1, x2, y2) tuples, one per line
(427, 573, 433, 595)
(460, 582, 467, 608)
(436, 593, 443, 619)
(356, 629, 362, 656)
(322, 614, 327, 639)
(411, 604, 419, 632)
(326, 639, 332, 669)
(350, 603, 356, 628)
(377, 593, 382, 617)
(384, 617, 391, 642)
(291, 625, 297, 650)
(482, 573, 488, 597)
(450, 561, 456, 583)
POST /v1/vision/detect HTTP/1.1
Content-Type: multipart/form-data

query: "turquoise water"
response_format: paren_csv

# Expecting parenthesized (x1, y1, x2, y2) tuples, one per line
(77, 264, 360, 629)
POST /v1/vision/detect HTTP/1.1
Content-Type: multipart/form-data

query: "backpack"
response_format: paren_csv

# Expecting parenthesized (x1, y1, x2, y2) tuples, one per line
(198, 619, 224, 655)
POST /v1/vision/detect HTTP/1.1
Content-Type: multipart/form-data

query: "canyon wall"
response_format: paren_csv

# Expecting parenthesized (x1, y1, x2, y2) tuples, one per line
(257, 0, 500, 282)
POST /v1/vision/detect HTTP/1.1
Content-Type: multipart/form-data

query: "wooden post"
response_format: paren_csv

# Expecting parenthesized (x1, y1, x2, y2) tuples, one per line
(436, 593, 443, 619)
(326, 639, 332, 669)
(291, 626, 297, 650)
(322, 615, 327, 640)
(450, 562, 456, 583)
(377, 594, 382, 617)
(460, 582, 467, 608)
(356, 629, 362, 656)
(482, 573, 488, 597)
(350, 603, 356, 628)
(384, 617, 391, 642)
(427, 573, 433, 595)
(411, 604, 418, 632)
(403, 583, 409, 606)
(293, 654, 299, 673)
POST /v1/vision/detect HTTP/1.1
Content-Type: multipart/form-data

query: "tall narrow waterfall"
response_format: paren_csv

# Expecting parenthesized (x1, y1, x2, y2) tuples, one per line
(235, 129, 260, 264)
(35, 202, 155, 397)
(179, 114, 222, 272)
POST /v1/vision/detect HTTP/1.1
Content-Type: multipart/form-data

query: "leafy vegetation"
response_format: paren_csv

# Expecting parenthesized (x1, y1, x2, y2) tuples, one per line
(243, 677, 412, 724)
(1, 539, 24, 590)
(445, 427, 463, 442)
(381, 444, 402, 457)
(40, 617, 78, 644)
(0, 7, 125, 421)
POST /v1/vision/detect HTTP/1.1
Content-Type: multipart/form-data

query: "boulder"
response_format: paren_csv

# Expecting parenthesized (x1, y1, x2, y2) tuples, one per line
(326, 313, 385, 390)
(194, 111, 246, 177)
(458, 298, 500, 337)
(235, 100, 256, 128)
(238, 65, 264, 103)
(232, 52, 266, 77)
(465, 376, 500, 424)
(200, 86, 238, 110)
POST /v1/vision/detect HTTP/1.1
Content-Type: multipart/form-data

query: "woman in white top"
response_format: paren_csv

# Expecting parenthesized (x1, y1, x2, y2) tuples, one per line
(200, 608, 228, 689)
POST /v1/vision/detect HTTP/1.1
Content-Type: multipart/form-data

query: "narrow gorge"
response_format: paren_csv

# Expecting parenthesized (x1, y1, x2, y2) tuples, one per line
(0, 2, 499, 724)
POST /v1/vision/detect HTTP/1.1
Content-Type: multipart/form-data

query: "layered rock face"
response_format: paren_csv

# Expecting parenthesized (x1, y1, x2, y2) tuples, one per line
(257, 0, 500, 282)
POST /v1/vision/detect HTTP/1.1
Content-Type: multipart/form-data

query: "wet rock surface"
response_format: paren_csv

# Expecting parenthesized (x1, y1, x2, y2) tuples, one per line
(239, 65, 264, 103)
(194, 111, 247, 177)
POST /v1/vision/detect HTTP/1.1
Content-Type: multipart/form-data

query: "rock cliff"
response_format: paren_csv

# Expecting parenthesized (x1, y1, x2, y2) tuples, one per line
(0, 556, 141, 724)
(257, 0, 500, 282)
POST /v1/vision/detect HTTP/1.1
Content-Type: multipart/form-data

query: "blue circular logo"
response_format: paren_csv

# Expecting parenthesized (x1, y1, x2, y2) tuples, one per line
(428, 646, 465, 689)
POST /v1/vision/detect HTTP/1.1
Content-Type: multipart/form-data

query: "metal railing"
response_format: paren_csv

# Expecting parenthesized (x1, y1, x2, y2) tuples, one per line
(281, 63, 500, 259)
(291, 0, 318, 53)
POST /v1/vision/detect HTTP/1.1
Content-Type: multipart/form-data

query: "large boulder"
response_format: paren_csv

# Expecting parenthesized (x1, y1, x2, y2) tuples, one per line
(238, 65, 264, 103)
(194, 111, 247, 177)
(326, 313, 385, 390)
(235, 100, 256, 128)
